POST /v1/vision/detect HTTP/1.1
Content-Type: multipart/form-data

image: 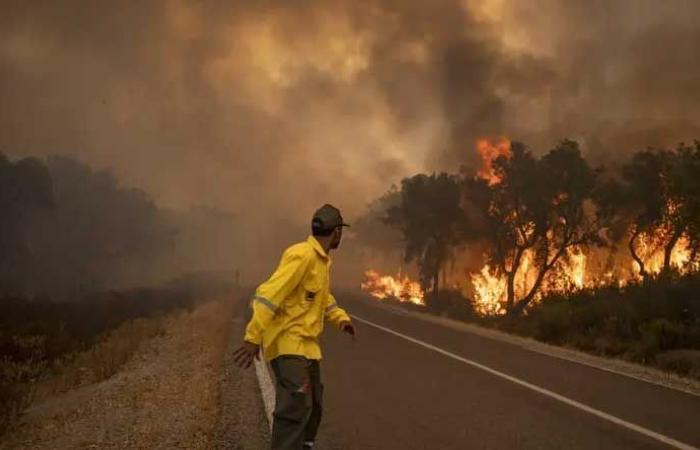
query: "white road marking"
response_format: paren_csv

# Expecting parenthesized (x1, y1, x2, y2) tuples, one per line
(371, 301, 700, 397)
(351, 314, 699, 450)
(254, 355, 275, 431)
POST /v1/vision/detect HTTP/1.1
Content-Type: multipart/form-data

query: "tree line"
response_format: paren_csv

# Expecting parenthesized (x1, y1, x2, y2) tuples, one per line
(0, 153, 238, 298)
(368, 139, 700, 315)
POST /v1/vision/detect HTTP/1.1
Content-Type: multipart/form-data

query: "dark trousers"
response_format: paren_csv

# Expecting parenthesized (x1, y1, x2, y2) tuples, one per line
(270, 355, 323, 450)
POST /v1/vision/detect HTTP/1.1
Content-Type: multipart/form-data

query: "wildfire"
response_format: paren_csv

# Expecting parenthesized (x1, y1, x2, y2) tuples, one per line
(360, 270, 425, 306)
(469, 135, 628, 315)
(631, 201, 694, 277)
(632, 231, 691, 277)
(471, 246, 590, 316)
(469, 231, 695, 316)
(470, 265, 506, 315)
(365, 140, 698, 317)
(567, 247, 587, 289)
(365, 231, 692, 317)
(476, 137, 511, 185)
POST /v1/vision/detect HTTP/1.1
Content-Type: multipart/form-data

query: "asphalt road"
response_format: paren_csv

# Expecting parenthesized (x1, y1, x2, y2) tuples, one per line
(312, 296, 700, 450)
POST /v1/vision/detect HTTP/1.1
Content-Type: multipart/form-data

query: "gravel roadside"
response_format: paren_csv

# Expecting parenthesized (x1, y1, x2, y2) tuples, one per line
(1, 297, 269, 450)
(211, 313, 270, 449)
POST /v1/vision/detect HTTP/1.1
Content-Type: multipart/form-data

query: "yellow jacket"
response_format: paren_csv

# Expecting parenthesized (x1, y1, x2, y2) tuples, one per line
(244, 235, 351, 361)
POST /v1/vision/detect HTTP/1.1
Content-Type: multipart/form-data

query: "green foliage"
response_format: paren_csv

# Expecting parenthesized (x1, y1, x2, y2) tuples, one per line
(427, 288, 476, 321)
(499, 274, 700, 374)
(638, 319, 686, 357)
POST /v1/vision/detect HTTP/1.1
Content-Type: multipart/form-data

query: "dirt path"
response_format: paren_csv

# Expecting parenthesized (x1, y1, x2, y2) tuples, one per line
(1, 297, 267, 450)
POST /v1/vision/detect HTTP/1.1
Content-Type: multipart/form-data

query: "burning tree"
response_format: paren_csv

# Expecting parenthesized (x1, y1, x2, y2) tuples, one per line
(601, 142, 700, 279)
(469, 140, 603, 315)
(386, 173, 466, 304)
(673, 142, 700, 267)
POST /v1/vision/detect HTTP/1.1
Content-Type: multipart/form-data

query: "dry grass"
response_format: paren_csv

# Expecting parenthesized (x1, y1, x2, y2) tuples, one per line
(1, 298, 238, 450)
(1, 316, 166, 436)
(0, 286, 201, 436)
(0, 337, 46, 434)
(36, 316, 167, 399)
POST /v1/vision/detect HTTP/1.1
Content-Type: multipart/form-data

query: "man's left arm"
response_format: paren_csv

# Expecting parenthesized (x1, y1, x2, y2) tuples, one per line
(324, 293, 355, 338)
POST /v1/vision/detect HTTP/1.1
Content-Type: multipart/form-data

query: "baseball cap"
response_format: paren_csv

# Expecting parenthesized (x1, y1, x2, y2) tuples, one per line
(311, 204, 350, 233)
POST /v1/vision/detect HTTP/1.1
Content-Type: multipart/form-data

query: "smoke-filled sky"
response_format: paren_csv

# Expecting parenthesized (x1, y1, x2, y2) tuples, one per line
(2, 0, 700, 273)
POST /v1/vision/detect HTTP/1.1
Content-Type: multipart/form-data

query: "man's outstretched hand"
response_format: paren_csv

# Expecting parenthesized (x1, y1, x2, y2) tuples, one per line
(340, 321, 356, 341)
(233, 341, 260, 368)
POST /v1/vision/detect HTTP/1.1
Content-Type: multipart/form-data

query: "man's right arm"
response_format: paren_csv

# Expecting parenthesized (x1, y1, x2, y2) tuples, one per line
(243, 247, 311, 345)
(234, 247, 311, 368)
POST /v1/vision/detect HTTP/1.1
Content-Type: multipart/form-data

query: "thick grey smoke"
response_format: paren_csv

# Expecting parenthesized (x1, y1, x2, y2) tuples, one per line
(1, 0, 699, 284)
(492, 1, 700, 160)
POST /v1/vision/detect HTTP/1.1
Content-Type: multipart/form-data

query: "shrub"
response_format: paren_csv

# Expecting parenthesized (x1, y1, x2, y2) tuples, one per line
(655, 350, 700, 378)
(637, 319, 686, 358)
(427, 289, 476, 321)
(493, 272, 700, 377)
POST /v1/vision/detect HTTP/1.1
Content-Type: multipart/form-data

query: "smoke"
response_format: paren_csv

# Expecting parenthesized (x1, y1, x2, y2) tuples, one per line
(488, 0, 700, 159)
(1, 0, 699, 283)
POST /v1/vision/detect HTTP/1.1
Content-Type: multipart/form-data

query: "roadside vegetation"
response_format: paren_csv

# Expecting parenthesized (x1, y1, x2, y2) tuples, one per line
(494, 274, 700, 378)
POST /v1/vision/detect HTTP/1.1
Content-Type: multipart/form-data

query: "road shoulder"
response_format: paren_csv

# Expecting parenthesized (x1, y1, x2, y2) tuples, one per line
(1, 298, 262, 450)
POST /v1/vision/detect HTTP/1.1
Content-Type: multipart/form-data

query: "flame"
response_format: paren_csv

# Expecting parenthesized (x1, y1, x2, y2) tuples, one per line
(471, 246, 590, 315)
(476, 137, 511, 185)
(365, 227, 694, 317)
(470, 265, 506, 315)
(361, 270, 425, 305)
(469, 135, 683, 316)
(632, 232, 691, 277)
(630, 200, 694, 276)
(567, 246, 587, 289)
(470, 229, 695, 316)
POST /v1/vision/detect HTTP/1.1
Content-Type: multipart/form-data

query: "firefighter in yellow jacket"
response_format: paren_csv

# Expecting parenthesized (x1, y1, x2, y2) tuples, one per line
(234, 204, 356, 450)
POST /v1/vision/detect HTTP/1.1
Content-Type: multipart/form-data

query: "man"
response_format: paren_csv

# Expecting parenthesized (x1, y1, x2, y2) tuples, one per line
(234, 204, 356, 450)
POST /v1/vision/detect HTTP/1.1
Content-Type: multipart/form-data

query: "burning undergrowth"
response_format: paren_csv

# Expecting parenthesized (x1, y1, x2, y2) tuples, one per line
(360, 270, 425, 306)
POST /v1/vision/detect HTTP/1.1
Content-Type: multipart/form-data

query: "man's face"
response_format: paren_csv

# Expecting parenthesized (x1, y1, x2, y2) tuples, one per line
(330, 226, 343, 249)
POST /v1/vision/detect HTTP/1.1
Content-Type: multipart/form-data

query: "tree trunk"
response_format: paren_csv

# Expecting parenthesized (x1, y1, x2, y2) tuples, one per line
(506, 270, 516, 311)
(511, 266, 548, 315)
(430, 267, 440, 309)
(629, 228, 647, 279)
(505, 248, 524, 311)
(433, 269, 440, 295)
(511, 241, 569, 315)
(662, 227, 684, 275)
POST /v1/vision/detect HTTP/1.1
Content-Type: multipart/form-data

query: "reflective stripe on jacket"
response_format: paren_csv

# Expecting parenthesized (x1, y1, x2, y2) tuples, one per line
(244, 235, 351, 361)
